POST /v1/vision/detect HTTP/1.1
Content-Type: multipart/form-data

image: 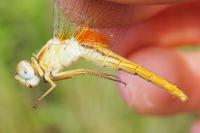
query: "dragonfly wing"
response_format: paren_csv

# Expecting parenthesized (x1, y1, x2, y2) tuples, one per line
(53, 0, 77, 40)
(53, 0, 135, 45)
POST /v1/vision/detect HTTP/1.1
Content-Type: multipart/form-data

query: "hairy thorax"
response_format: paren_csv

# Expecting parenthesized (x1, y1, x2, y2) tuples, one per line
(38, 38, 83, 73)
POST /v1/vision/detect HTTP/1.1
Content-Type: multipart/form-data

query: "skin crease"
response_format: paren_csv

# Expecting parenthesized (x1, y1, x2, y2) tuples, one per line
(59, 0, 200, 132)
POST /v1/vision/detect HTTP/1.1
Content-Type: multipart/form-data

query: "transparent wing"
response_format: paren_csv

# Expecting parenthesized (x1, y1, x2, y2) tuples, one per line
(53, 0, 135, 44)
(53, 0, 77, 40)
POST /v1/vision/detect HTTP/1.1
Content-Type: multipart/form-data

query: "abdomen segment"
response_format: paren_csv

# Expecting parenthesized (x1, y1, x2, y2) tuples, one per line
(119, 60, 188, 101)
(82, 45, 188, 102)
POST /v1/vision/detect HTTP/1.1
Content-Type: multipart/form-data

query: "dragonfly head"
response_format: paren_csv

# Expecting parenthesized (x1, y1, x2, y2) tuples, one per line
(15, 60, 40, 88)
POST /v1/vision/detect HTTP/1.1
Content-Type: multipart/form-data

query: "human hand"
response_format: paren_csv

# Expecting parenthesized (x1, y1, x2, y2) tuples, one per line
(60, 0, 200, 131)
(108, 0, 200, 132)
(110, 0, 200, 115)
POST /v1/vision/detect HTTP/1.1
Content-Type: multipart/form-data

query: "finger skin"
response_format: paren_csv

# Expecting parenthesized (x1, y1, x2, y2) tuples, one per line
(59, 0, 200, 52)
(106, 0, 186, 4)
(191, 120, 200, 133)
(118, 48, 200, 115)
(115, 0, 200, 115)
(59, 0, 200, 115)
(110, 0, 200, 56)
(59, 0, 135, 27)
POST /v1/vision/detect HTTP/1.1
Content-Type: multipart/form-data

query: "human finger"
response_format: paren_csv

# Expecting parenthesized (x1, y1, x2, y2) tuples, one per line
(118, 48, 200, 115)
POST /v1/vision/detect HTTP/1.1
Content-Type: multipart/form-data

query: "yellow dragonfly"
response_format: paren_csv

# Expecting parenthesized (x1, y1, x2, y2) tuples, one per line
(15, 0, 188, 108)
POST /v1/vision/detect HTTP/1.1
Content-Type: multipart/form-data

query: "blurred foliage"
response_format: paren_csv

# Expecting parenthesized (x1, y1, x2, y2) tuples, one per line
(0, 0, 197, 133)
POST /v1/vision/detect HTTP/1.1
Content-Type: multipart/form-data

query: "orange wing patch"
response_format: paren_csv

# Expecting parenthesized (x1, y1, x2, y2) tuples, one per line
(75, 28, 109, 48)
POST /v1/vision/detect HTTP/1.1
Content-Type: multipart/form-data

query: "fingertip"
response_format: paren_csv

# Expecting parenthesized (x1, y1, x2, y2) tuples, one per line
(117, 47, 188, 115)
(118, 71, 178, 115)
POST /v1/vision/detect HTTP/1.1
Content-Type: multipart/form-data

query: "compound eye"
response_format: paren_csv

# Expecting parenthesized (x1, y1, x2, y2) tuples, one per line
(17, 61, 35, 79)
(22, 70, 34, 79)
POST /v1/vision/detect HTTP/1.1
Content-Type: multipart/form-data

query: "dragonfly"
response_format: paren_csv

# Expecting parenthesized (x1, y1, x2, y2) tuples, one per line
(15, 0, 188, 108)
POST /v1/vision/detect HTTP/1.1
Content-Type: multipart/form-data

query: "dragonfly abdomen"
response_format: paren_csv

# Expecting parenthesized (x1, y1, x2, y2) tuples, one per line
(119, 61, 188, 101)
(81, 44, 188, 102)
(81, 44, 123, 67)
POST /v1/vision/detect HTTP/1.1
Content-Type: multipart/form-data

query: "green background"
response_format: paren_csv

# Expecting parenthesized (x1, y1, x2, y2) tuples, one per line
(0, 0, 196, 133)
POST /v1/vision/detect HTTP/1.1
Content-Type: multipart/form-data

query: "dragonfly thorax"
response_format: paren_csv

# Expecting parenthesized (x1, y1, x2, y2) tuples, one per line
(40, 37, 83, 72)
(47, 37, 62, 45)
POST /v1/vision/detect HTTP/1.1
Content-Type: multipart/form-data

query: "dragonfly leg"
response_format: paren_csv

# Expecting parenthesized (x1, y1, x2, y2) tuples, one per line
(52, 69, 126, 85)
(31, 57, 44, 76)
(33, 75, 56, 108)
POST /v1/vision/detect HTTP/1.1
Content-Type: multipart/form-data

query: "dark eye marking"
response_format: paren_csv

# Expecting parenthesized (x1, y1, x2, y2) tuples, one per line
(24, 71, 27, 74)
